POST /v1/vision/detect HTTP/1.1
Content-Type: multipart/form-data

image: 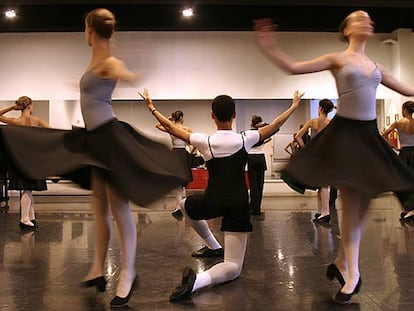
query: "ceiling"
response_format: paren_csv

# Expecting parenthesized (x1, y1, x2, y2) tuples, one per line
(1, 0, 414, 33)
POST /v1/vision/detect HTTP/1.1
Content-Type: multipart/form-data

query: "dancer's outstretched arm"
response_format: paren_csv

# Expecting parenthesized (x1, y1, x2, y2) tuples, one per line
(258, 90, 304, 141)
(139, 89, 191, 143)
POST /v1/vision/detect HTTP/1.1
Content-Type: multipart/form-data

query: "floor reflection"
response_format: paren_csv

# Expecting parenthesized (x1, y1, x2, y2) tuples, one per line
(0, 194, 412, 310)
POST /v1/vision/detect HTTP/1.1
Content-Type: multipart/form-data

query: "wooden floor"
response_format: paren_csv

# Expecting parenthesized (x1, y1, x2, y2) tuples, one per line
(0, 190, 413, 311)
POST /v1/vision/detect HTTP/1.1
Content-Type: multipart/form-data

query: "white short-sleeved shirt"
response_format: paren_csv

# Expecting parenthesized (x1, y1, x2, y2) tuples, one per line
(189, 130, 260, 161)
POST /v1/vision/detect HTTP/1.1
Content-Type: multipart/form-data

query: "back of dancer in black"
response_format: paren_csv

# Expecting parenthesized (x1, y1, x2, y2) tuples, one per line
(140, 88, 303, 302)
(187, 136, 251, 232)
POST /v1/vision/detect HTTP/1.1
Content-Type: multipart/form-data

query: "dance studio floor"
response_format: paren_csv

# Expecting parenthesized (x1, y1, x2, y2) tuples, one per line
(0, 187, 413, 311)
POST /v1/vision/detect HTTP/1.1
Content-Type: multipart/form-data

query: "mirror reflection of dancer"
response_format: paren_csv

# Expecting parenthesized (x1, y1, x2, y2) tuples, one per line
(295, 99, 335, 224)
(382, 100, 414, 223)
(247, 115, 271, 217)
(0, 96, 49, 230)
(255, 10, 414, 304)
(156, 110, 194, 221)
(140, 88, 303, 302)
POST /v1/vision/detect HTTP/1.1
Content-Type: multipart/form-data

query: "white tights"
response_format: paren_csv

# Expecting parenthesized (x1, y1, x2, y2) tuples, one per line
(20, 190, 35, 226)
(85, 171, 137, 298)
(317, 186, 330, 216)
(193, 232, 247, 291)
(334, 186, 370, 294)
(179, 200, 248, 292)
(175, 187, 185, 209)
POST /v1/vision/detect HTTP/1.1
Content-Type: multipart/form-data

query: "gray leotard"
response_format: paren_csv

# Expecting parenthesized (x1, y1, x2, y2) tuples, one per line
(399, 131, 414, 148)
(80, 71, 117, 130)
(333, 63, 381, 121)
(171, 135, 187, 149)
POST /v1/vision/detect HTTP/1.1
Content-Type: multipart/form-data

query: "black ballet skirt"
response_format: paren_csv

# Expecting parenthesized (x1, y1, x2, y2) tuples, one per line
(172, 148, 193, 187)
(399, 146, 414, 169)
(394, 146, 414, 212)
(281, 116, 414, 198)
(0, 120, 191, 206)
(0, 151, 47, 191)
(8, 170, 47, 191)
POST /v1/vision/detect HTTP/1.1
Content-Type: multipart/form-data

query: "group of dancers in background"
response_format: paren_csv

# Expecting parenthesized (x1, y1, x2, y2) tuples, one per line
(1, 7, 414, 308)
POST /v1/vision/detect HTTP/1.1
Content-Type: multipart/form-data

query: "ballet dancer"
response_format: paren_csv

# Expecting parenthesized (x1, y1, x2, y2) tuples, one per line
(139, 88, 304, 302)
(255, 10, 414, 303)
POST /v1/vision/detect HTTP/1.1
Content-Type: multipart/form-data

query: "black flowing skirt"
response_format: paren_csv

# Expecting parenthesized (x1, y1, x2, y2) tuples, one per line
(8, 170, 47, 191)
(0, 120, 191, 206)
(399, 146, 414, 169)
(281, 116, 414, 198)
(173, 148, 193, 187)
(395, 146, 414, 212)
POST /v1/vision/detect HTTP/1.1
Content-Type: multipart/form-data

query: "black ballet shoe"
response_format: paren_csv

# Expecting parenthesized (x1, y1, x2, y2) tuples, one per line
(110, 276, 137, 308)
(169, 267, 196, 302)
(191, 246, 224, 258)
(171, 209, 183, 221)
(402, 214, 414, 223)
(326, 263, 345, 286)
(333, 278, 362, 304)
(353, 277, 362, 294)
(333, 290, 354, 304)
(19, 222, 36, 231)
(400, 212, 407, 220)
(80, 276, 107, 293)
(314, 213, 321, 220)
(313, 214, 331, 224)
(30, 220, 38, 228)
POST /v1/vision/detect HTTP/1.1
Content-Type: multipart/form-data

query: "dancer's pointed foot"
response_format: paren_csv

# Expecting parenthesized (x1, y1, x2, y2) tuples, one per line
(110, 275, 137, 308)
(333, 278, 362, 304)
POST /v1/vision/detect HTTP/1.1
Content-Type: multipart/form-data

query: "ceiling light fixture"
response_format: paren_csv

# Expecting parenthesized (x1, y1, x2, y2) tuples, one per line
(5, 9, 17, 18)
(182, 7, 193, 17)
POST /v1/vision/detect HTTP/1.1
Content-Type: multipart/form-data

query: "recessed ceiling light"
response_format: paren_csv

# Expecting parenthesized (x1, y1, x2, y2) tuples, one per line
(5, 9, 17, 18)
(182, 8, 193, 17)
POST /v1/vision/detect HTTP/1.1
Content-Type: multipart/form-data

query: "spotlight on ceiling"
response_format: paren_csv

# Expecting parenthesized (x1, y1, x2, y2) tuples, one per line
(182, 7, 193, 17)
(5, 9, 17, 18)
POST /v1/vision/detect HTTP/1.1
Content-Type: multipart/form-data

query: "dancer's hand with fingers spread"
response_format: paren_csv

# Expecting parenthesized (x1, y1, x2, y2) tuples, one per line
(138, 88, 155, 111)
(292, 90, 305, 108)
(254, 18, 278, 51)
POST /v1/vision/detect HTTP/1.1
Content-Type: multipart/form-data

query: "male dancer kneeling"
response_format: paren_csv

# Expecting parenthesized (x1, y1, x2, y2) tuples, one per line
(140, 89, 303, 301)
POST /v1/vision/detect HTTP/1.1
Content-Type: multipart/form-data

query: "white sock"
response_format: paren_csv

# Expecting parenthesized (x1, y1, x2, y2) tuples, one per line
(192, 271, 211, 292)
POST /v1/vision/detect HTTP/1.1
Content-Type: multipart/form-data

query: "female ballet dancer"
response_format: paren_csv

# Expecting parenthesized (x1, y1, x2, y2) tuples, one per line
(78, 8, 191, 308)
(140, 88, 303, 302)
(255, 10, 414, 303)
(156, 110, 194, 220)
(0, 96, 49, 229)
(0, 8, 189, 308)
(382, 100, 414, 222)
(295, 99, 335, 224)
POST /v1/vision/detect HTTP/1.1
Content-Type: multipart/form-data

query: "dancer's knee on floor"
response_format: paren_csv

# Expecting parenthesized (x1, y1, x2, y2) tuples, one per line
(223, 261, 242, 281)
